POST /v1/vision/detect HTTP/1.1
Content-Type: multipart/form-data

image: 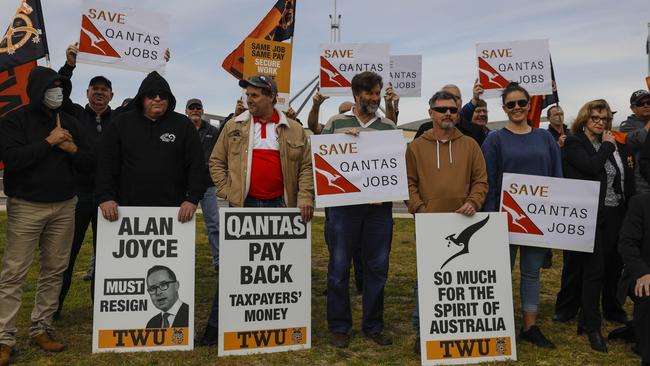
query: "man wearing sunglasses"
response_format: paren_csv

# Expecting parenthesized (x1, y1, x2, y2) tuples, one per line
(95, 71, 206, 225)
(405, 90, 488, 354)
(145, 266, 189, 329)
(620, 90, 650, 194)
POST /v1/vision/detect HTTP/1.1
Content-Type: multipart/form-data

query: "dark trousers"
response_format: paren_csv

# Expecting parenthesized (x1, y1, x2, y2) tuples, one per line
(324, 208, 363, 293)
(601, 206, 627, 319)
(633, 295, 650, 363)
(555, 250, 581, 319)
(57, 192, 97, 313)
(206, 196, 285, 328)
(327, 203, 392, 334)
(574, 205, 626, 331)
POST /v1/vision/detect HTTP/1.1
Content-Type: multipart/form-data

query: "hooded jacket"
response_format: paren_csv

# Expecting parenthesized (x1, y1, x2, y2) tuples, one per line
(405, 127, 488, 213)
(95, 71, 206, 206)
(0, 66, 93, 202)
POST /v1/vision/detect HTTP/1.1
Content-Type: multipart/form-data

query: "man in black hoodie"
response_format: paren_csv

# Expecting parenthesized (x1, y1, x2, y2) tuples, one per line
(95, 71, 205, 223)
(0, 66, 93, 363)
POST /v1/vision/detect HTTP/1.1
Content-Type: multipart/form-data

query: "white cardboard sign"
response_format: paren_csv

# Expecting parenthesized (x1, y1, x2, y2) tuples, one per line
(416, 213, 516, 365)
(390, 55, 422, 97)
(319, 43, 390, 96)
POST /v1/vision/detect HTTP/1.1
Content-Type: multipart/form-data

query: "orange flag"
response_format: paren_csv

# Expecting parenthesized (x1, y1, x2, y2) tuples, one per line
(222, 0, 296, 80)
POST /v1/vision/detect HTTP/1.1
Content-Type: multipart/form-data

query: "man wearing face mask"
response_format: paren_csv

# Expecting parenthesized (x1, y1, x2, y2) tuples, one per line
(95, 71, 205, 225)
(0, 66, 93, 363)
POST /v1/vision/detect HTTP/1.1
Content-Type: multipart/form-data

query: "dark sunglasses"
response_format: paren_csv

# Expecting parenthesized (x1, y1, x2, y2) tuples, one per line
(635, 100, 650, 107)
(505, 99, 529, 109)
(432, 106, 458, 114)
(144, 91, 170, 100)
(187, 105, 202, 111)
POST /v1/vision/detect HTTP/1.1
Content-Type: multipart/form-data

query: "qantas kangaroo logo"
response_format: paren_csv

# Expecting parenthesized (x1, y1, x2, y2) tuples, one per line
(478, 58, 509, 89)
(319, 56, 351, 88)
(440, 216, 490, 269)
(313, 154, 359, 195)
(501, 191, 543, 235)
(79, 15, 120, 58)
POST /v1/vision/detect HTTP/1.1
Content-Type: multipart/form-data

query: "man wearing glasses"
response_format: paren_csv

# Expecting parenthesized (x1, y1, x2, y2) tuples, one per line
(620, 90, 650, 194)
(145, 266, 189, 329)
(405, 90, 488, 354)
(95, 71, 206, 223)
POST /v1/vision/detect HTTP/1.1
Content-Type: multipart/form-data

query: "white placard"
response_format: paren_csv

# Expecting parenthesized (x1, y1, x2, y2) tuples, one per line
(476, 39, 552, 98)
(416, 213, 516, 365)
(319, 43, 390, 96)
(390, 55, 422, 97)
(218, 208, 311, 356)
(77, 1, 170, 73)
(92, 207, 195, 353)
(500, 173, 599, 252)
(310, 129, 408, 207)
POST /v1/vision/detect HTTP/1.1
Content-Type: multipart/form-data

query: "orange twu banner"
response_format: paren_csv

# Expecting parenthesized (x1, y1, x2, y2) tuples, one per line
(222, 0, 296, 80)
(97, 328, 190, 349)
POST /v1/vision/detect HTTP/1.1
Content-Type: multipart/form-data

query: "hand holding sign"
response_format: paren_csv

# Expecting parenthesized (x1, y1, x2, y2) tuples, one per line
(100, 200, 119, 222)
(66, 42, 79, 67)
(177, 201, 197, 223)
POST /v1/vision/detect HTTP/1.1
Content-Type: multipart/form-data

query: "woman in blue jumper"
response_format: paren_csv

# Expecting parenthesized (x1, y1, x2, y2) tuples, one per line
(482, 83, 563, 348)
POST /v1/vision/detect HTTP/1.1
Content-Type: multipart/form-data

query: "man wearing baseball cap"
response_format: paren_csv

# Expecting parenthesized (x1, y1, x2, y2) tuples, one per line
(620, 89, 650, 194)
(205, 75, 314, 345)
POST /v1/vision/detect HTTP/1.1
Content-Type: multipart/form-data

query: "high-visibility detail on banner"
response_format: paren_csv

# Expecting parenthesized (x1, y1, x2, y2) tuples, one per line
(426, 336, 513, 360)
(98, 327, 190, 348)
(223, 327, 307, 351)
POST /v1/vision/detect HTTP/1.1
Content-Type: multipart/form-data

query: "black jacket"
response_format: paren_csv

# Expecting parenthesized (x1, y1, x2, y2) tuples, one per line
(95, 71, 206, 206)
(58, 63, 128, 193)
(197, 119, 220, 187)
(547, 123, 570, 141)
(617, 194, 650, 301)
(0, 66, 93, 202)
(146, 302, 189, 328)
(562, 132, 635, 221)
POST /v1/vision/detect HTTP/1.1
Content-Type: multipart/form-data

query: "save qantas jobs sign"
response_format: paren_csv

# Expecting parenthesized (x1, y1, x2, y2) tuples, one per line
(319, 43, 390, 96)
(77, 1, 170, 73)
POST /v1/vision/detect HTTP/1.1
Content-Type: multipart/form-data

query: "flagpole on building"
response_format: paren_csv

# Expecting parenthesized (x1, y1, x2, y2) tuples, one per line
(294, 0, 341, 117)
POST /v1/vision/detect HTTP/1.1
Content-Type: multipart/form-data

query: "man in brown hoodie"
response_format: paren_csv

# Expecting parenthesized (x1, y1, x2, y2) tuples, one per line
(405, 90, 488, 354)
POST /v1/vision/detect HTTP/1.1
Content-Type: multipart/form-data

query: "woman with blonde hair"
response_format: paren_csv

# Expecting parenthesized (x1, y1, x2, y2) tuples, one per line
(560, 99, 635, 352)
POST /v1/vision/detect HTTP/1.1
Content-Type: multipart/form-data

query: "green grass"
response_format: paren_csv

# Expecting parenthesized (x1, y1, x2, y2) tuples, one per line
(0, 214, 641, 365)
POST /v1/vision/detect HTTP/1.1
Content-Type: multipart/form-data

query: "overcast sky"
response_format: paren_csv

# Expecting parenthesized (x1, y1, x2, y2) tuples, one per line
(2, 0, 649, 127)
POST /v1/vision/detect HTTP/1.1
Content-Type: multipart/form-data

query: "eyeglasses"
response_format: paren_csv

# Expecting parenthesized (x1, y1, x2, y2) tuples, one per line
(635, 100, 650, 107)
(144, 91, 170, 100)
(504, 99, 529, 109)
(431, 106, 458, 114)
(147, 280, 176, 294)
(187, 105, 202, 111)
(589, 115, 611, 124)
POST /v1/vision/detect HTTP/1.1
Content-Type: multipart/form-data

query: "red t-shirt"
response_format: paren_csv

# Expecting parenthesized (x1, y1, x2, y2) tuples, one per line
(248, 111, 284, 199)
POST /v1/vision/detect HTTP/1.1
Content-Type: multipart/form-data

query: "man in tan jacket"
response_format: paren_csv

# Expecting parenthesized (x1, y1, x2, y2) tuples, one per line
(406, 89, 488, 354)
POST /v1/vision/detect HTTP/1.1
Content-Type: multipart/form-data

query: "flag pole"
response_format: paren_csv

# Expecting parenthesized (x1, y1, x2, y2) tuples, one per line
(34, 0, 51, 67)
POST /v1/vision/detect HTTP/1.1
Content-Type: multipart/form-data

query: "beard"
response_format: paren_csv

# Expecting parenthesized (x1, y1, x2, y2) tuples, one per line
(360, 101, 378, 115)
(440, 120, 454, 129)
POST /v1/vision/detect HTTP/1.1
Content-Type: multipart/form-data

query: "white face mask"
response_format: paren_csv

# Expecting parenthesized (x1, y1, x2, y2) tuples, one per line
(43, 87, 64, 109)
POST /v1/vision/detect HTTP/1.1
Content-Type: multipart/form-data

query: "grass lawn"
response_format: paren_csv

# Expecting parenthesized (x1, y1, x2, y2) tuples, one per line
(0, 213, 642, 365)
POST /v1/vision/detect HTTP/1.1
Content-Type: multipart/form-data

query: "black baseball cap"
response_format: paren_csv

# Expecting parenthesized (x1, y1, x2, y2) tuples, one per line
(238, 74, 277, 94)
(630, 90, 650, 105)
(89, 75, 112, 89)
(186, 98, 203, 108)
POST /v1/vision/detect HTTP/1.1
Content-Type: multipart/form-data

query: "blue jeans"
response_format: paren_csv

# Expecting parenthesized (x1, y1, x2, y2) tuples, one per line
(510, 245, 547, 313)
(200, 186, 220, 269)
(206, 195, 284, 329)
(327, 203, 392, 334)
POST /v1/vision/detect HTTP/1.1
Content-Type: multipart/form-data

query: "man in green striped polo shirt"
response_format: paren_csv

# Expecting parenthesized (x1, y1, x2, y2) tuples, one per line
(321, 71, 396, 349)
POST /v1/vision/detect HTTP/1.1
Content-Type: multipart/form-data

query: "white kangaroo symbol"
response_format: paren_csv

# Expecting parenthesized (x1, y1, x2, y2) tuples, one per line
(321, 66, 343, 87)
(81, 26, 107, 55)
(314, 166, 345, 192)
(502, 203, 529, 233)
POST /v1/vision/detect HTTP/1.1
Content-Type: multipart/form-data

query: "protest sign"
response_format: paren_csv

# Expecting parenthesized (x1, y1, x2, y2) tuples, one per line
(218, 208, 311, 356)
(77, 1, 170, 73)
(92, 207, 195, 353)
(310, 129, 408, 207)
(390, 55, 422, 97)
(416, 213, 516, 365)
(319, 43, 389, 96)
(500, 173, 599, 252)
(244, 38, 292, 111)
(476, 39, 552, 98)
